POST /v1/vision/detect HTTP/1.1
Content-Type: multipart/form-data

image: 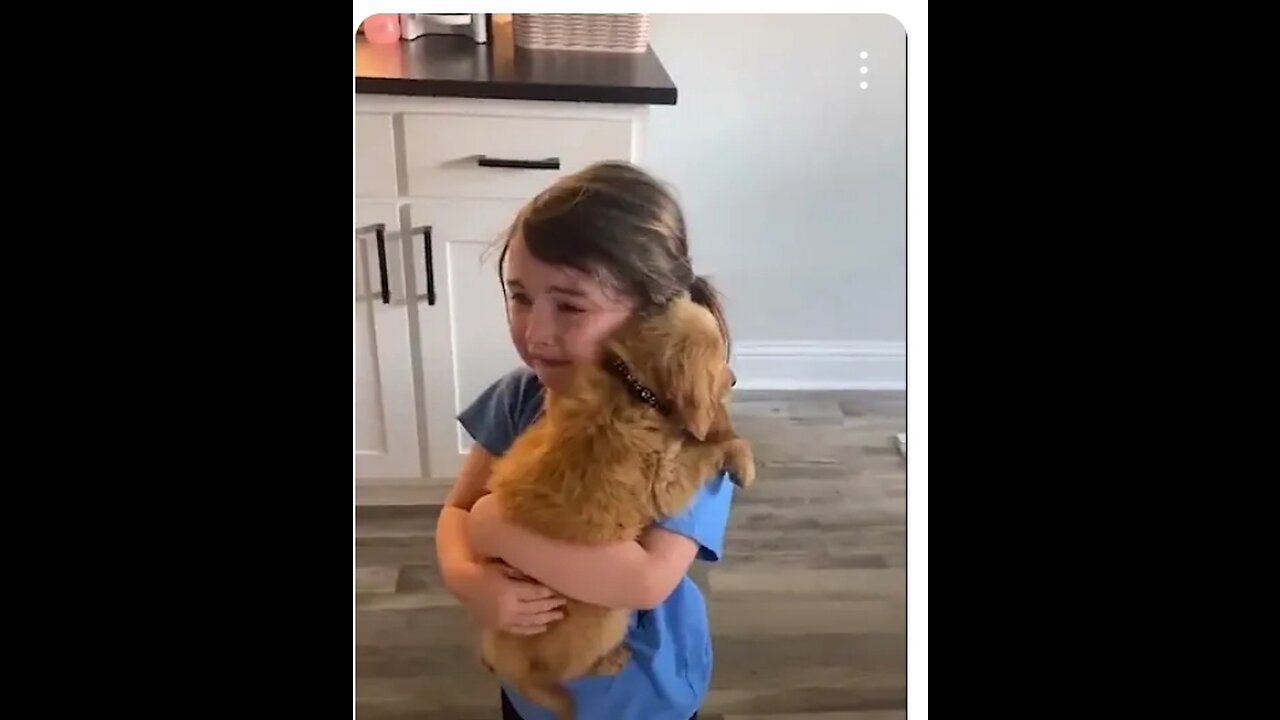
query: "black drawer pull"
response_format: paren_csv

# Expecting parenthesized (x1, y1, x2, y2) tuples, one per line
(417, 225, 436, 306)
(477, 156, 561, 170)
(355, 223, 391, 305)
(375, 225, 390, 305)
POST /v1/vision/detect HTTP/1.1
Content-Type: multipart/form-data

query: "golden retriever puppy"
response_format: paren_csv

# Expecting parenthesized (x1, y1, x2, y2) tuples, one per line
(479, 293, 755, 720)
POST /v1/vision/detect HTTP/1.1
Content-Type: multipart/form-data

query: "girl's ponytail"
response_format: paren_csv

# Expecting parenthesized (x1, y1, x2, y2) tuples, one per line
(689, 275, 731, 358)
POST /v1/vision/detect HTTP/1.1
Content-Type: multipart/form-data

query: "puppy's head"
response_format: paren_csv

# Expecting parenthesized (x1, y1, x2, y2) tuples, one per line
(611, 294, 734, 440)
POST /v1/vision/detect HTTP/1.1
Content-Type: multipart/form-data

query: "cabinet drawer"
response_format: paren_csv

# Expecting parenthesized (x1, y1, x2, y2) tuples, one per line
(355, 113, 398, 197)
(402, 113, 633, 199)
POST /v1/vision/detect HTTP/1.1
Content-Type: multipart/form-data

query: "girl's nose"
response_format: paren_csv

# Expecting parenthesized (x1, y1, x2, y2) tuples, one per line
(525, 303, 556, 347)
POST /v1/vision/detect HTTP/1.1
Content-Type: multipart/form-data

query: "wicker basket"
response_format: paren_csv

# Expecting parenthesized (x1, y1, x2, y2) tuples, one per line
(512, 14, 650, 53)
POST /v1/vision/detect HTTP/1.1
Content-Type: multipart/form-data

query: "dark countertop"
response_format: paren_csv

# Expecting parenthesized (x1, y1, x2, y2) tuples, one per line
(354, 33, 677, 106)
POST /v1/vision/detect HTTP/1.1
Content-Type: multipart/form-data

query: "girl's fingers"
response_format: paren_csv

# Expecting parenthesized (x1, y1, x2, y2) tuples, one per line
(503, 609, 566, 636)
(514, 582, 560, 601)
(498, 563, 529, 580)
(521, 597, 567, 614)
(519, 610, 565, 627)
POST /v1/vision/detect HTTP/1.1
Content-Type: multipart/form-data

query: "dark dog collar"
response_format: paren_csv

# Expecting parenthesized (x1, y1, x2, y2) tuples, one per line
(605, 355, 671, 416)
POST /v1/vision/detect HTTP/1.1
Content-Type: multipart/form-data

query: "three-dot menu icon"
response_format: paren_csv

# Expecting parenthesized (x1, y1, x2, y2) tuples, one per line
(860, 50, 869, 89)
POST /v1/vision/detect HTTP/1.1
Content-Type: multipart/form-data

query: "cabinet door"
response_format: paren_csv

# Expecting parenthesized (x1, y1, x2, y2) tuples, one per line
(409, 199, 526, 480)
(354, 201, 422, 480)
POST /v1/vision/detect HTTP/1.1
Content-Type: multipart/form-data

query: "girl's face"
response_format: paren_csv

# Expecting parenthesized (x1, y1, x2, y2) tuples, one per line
(503, 231, 636, 392)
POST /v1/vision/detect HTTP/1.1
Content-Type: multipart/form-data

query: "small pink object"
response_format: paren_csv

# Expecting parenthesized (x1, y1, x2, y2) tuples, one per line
(363, 14, 400, 44)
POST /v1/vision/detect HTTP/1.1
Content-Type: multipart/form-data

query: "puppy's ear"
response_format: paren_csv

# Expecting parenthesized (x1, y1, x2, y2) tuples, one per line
(700, 399, 738, 444)
(667, 333, 724, 441)
(675, 388, 716, 441)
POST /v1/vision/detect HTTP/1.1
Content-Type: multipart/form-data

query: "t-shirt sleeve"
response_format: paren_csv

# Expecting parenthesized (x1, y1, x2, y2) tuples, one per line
(656, 470, 736, 562)
(456, 368, 536, 456)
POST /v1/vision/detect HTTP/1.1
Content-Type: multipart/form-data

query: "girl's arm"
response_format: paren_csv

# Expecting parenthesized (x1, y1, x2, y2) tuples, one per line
(469, 493, 700, 610)
(435, 445, 496, 596)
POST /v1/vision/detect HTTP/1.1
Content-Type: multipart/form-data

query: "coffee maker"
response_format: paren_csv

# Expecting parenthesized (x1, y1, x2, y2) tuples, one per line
(400, 14, 489, 44)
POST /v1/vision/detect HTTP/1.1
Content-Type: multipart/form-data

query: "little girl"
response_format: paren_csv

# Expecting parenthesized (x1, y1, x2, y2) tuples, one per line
(434, 161, 738, 720)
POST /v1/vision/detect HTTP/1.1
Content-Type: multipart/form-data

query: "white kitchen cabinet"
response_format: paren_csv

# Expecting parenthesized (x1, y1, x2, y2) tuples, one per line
(354, 201, 421, 480)
(409, 197, 525, 480)
(355, 94, 648, 496)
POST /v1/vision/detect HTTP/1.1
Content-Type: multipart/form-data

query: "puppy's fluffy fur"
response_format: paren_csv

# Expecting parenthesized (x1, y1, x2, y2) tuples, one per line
(480, 294, 755, 720)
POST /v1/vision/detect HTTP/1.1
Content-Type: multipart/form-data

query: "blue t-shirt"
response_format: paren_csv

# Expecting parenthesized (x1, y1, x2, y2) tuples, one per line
(458, 366, 736, 720)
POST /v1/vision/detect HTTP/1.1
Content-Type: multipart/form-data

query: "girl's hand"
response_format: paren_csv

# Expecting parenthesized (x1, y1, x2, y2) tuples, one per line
(460, 560, 566, 635)
(496, 561, 536, 583)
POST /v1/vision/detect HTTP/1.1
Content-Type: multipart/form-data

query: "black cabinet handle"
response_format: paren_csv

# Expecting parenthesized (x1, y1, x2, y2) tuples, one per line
(417, 225, 436, 306)
(374, 225, 391, 305)
(355, 223, 391, 305)
(477, 155, 561, 170)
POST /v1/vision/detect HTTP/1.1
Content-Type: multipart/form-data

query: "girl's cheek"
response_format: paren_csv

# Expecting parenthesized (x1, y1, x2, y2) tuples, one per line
(570, 326, 604, 362)
(507, 305, 530, 329)
(564, 331, 594, 363)
(507, 314, 528, 347)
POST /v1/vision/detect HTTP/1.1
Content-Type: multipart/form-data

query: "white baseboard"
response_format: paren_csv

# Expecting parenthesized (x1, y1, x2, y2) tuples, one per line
(731, 341, 906, 391)
(354, 477, 452, 506)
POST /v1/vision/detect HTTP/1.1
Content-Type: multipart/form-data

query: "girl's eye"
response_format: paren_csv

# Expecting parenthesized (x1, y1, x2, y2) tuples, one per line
(508, 293, 531, 305)
(558, 303, 585, 314)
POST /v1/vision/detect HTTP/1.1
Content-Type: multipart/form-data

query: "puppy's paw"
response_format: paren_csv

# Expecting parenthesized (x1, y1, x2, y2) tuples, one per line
(725, 439, 756, 488)
(590, 644, 631, 676)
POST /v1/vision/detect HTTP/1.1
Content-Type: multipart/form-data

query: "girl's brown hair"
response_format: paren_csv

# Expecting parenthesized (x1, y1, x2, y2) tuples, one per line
(496, 161, 730, 354)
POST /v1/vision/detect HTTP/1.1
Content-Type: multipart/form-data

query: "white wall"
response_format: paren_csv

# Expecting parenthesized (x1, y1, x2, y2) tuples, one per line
(645, 14, 907, 389)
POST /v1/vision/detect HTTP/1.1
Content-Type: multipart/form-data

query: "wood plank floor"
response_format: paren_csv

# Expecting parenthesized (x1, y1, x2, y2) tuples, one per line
(355, 390, 908, 719)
